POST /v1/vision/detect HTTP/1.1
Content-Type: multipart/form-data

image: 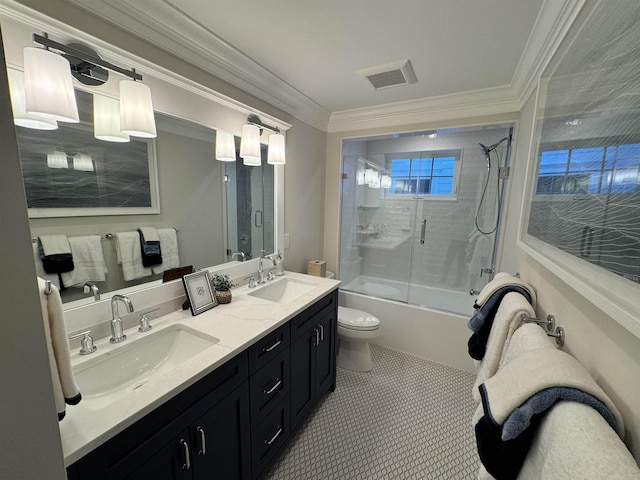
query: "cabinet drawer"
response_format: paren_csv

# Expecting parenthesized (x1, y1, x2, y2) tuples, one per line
(290, 290, 337, 340)
(251, 396, 290, 479)
(249, 350, 289, 425)
(248, 323, 290, 374)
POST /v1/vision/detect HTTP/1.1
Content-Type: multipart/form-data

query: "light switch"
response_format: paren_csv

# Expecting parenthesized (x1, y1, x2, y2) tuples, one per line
(284, 233, 290, 249)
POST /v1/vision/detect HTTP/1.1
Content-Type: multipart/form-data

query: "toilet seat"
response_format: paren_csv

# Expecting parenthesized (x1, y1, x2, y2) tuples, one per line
(338, 306, 380, 331)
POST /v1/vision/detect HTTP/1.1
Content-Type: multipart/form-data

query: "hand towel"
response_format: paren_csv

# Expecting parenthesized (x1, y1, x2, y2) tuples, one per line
(32, 241, 60, 290)
(472, 292, 536, 402)
(37, 277, 81, 420)
(38, 234, 74, 274)
(152, 228, 180, 274)
(115, 231, 153, 281)
(60, 235, 107, 287)
(518, 402, 640, 480)
(473, 273, 536, 310)
(137, 227, 163, 267)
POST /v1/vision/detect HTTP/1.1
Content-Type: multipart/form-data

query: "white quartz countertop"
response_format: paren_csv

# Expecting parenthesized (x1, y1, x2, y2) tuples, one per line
(59, 271, 340, 466)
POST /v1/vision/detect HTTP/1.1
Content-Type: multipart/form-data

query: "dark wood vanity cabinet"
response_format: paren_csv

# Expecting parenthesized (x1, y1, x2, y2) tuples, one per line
(70, 289, 337, 480)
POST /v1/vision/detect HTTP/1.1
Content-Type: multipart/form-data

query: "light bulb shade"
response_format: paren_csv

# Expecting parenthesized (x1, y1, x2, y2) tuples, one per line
(23, 47, 79, 123)
(267, 133, 286, 165)
(364, 168, 376, 184)
(73, 154, 94, 171)
(215, 130, 236, 162)
(240, 124, 261, 166)
(369, 176, 381, 188)
(7, 68, 58, 130)
(381, 174, 391, 189)
(356, 170, 366, 185)
(119, 80, 156, 138)
(94, 94, 130, 142)
(47, 151, 68, 169)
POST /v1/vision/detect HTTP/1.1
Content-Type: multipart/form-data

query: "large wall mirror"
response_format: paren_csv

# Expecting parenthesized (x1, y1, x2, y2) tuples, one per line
(19, 87, 275, 306)
(521, 1, 640, 337)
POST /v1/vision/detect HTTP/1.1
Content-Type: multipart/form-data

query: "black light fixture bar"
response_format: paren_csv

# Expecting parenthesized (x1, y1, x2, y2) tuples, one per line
(247, 114, 280, 134)
(33, 33, 143, 81)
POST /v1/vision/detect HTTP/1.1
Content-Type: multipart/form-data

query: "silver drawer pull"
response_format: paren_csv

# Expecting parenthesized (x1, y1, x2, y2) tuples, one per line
(319, 324, 324, 342)
(180, 439, 191, 470)
(196, 426, 206, 456)
(263, 378, 282, 395)
(263, 338, 282, 353)
(265, 426, 283, 446)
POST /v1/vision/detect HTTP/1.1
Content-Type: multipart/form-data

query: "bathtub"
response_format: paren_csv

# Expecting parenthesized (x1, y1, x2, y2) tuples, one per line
(339, 275, 476, 373)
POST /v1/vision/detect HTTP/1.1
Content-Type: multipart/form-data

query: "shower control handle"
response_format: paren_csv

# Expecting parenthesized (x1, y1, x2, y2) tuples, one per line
(420, 219, 427, 244)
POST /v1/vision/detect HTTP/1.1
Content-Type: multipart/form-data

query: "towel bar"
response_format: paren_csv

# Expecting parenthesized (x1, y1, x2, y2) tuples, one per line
(547, 326, 565, 346)
(521, 313, 555, 332)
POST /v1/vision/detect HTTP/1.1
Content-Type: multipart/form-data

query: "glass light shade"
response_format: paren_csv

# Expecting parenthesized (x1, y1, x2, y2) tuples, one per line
(119, 80, 157, 138)
(267, 133, 286, 165)
(356, 170, 366, 185)
(215, 130, 236, 162)
(381, 174, 391, 189)
(7, 69, 58, 130)
(47, 151, 68, 169)
(23, 47, 79, 123)
(369, 176, 381, 189)
(94, 94, 130, 142)
(364, 168, 376, 184)
(73, 154, 94, 171)
(240, 124, 261, 166)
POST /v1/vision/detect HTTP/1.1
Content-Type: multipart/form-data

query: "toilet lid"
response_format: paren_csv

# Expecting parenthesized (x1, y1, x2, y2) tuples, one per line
(338, 306, 380, 331)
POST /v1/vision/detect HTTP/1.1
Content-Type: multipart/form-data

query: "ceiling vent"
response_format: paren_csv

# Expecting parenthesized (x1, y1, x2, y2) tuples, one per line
(357, 59, 417, 90)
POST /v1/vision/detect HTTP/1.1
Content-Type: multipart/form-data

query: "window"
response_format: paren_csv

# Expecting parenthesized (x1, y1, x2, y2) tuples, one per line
(388, 151, 458, 196)
(536, 142, 640, 195)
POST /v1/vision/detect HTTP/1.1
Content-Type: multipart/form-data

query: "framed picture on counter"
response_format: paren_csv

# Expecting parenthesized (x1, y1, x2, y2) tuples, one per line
(182, 270, 218, 315)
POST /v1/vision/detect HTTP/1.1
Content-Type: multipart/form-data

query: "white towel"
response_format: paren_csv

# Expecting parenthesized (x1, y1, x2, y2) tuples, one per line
(32, 242, 60, 289)
(152, 228, 180, 274)
(60, 235, 107, 287)
(518, 402, 640, 480)
(474, 273, 537, 310)
(138, 226, 159, 242)
(115, 231, 152, 281)
(37, 277, 81, 420)
(472, 292, 535, 403)
(38, 234, 71, 255)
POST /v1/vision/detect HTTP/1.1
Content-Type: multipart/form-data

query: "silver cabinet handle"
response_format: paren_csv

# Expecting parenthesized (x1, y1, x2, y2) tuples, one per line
(318, 324, 324, 342)
(254, 209, 263, 228)
(180, 439, 191, 470)
(196, 426, 206, 456)
(420, 219, 427, 244)
(263, 338, 282, 353)
(265, 426, 283, 446)
(263, 378, 282, 395)
(314, 328, 320, 346)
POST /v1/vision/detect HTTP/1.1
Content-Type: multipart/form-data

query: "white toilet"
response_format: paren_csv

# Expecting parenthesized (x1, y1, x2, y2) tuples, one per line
(337, 306, 381, 372)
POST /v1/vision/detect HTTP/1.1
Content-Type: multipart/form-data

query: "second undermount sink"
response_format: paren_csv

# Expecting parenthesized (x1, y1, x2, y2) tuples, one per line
(74, 324, 219, 407)
(248, 277, 318, 303)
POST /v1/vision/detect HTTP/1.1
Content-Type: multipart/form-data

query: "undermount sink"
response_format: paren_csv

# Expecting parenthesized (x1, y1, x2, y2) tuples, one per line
(248, 277, 318, 303)
(74, 325, 219, 407)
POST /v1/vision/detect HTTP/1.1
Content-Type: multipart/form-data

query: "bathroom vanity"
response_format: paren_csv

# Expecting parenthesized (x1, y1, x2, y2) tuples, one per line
(62, 272, 339, 480)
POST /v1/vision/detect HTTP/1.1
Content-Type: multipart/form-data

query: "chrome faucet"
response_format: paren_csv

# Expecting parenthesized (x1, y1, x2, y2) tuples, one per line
(83, 282, 101, 301)
(110, 294, 134, 343)
(258, 251, 277, 284)
(231, 251, 246, 262)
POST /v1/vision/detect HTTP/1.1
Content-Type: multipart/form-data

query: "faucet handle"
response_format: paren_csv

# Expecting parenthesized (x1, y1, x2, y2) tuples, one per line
(139, 314, 152, 332)
(69, 330, 97, 355)
(267, 270, 275, 281)
(244, 275, 256, 288)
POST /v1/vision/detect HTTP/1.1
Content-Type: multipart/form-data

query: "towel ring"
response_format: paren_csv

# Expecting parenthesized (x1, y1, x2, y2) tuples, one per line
(547, 326, 565, 346)
(521, 313, 555, 332)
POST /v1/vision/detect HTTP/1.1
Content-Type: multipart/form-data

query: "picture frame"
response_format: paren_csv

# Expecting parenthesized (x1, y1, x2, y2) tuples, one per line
(182, 270, 218, 316)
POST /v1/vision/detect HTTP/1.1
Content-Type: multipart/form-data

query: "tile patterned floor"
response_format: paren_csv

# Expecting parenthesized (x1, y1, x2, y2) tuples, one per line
(265, 344, 479, 479)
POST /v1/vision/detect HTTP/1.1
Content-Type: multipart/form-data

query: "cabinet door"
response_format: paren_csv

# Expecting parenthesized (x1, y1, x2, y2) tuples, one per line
(191, 383, 251, 480)
(290, 326, 317, 431)
(314, 308, 336, 395)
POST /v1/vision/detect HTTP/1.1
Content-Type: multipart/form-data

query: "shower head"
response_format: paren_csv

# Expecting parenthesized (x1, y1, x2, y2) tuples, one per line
(479, 136, 511, 156)
(478, 143, 490, 157)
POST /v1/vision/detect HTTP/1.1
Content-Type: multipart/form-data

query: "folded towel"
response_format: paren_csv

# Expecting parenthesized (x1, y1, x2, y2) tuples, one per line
(115, 231, 153, 281)
(32, 242, 60, 289)
(152, 228, 180, 274)
(475, 348, 624, 479)
(137, 227, 163, 267)
(472, 292, 536, 402)
(60, 235, 107, 287)
(37, 277, 81, 420)
(38, 234, 74, 274)
(474, 273, 536, 310)
(518, 402, 640, 480)
(468, 286, 533, 360)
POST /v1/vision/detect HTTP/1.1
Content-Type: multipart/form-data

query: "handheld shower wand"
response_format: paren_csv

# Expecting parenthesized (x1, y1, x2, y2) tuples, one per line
(478, 136, 510, 156)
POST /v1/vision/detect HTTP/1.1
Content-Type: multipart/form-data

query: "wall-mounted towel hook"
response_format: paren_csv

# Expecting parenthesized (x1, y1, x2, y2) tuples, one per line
(44, 280, 52, 295)
(547, 326, 565, 346)
(521, 313, 555, 332)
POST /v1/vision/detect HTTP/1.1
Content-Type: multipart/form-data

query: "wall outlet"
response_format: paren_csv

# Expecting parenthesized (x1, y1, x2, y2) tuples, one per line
(283, 233, 290, 249)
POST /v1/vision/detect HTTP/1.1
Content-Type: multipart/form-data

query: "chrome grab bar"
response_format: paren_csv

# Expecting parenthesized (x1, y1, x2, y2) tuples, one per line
(420, 219, 427, 244)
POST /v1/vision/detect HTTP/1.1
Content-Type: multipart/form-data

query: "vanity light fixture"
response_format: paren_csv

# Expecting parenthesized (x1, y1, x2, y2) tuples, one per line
(72, 154, 94, 172)
(25, 33, 156, 138)
(93, 94, 130, 142)
(357, 170, 366, 185)
(215, 130, 236, 162)
(240, 124, 261, 166)
(6, 68, 58, 130)
(364, 168, 376, 184)
(267, 133, 286, 165)
(380, 174, 391, 189)
(242, 114, 286, 165)
(47, 151, 69, 169)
